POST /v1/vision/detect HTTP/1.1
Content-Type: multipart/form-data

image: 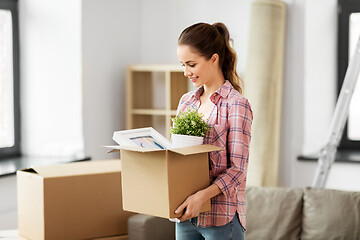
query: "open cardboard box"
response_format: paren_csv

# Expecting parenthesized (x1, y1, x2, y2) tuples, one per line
(107, 128, 223, 219)
(17, 160, 133, 240)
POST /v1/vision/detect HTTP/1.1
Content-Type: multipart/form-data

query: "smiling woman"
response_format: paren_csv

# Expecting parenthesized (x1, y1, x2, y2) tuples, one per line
(175, 22, 253, 240)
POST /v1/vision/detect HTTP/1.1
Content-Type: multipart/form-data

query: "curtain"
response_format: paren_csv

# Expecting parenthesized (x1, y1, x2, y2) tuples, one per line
(245, 0, 287, 186)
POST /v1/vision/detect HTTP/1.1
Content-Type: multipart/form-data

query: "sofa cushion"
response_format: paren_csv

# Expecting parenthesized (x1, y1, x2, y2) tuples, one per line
(245, 186, 303, 240)
(302, 188, 360, 240)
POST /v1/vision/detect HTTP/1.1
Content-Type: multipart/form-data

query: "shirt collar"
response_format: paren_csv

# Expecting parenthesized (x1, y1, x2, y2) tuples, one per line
(194, 86, 204, 100)
(214, 80, 232, 98)
(193, 80, 232, 102)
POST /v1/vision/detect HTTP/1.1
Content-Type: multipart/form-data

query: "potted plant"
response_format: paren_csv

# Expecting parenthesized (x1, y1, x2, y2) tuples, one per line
(170, 108, 211, 148)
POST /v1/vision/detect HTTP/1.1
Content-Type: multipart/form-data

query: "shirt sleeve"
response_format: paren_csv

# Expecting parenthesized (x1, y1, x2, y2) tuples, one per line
(176, 92, 191, 116)
(213, 97, 253, 198)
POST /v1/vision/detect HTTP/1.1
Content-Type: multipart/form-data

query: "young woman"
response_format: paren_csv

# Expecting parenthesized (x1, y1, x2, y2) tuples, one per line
(174, 22, 253, 240)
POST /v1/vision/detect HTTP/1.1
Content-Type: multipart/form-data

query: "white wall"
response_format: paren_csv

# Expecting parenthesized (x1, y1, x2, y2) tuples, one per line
(302, 0, 337, 155)
(138, 0, 252, 78)
(19, 0, 142, 160)
(0, 0, 84, 230)
(82, 0, 141, 160)
(277, 0, 305, 187)
(138, 0, 298, 185)
(136, 0, 360, 191)
(15, 0, 360, 191)
(288, 0, 360, 191)
(19, 0, 84, 159)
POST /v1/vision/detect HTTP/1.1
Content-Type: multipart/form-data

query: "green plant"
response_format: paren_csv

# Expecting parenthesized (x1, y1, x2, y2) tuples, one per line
(170, 108, 211, 137)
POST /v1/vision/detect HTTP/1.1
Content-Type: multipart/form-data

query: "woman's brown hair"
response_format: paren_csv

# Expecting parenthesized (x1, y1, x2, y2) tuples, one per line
(178, 22, 244, 94)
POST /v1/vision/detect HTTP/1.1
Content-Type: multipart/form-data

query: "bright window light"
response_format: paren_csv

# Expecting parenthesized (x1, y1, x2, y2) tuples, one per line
(348, 13, 360, 141)
(0, 9, 15, 148)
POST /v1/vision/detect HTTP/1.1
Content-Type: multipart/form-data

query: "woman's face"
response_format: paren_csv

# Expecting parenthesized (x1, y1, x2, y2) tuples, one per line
(177, 44, 218, 88)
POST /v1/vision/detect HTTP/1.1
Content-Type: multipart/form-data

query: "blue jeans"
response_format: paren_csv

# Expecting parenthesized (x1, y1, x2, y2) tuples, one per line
(175, 213, 245, 240)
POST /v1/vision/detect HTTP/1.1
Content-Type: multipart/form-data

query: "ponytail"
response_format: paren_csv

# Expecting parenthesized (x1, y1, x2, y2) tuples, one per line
(178, 22, 244, 94)
(212, 23, 244, 94)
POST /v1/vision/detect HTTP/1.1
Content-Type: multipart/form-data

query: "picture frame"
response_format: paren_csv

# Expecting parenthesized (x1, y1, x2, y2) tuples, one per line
(112, 127, 172, 150)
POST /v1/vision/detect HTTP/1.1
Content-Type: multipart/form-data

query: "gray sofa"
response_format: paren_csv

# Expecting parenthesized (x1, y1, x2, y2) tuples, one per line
(127, 186, 360, 240)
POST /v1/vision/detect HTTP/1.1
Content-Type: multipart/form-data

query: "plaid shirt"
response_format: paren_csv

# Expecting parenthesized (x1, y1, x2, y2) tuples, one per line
(176, 80, 253, 228)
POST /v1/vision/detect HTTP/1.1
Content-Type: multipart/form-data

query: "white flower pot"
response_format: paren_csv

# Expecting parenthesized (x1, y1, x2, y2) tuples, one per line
(171, 134, 204, 148)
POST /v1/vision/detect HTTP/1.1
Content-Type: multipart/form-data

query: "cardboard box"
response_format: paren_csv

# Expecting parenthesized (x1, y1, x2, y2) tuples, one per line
(110, 144, 222, 219)
(17, 160, 134, 240)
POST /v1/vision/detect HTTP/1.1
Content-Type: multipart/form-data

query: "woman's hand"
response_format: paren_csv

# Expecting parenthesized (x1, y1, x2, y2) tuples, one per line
(175, 184, 222, 222)
(175, 190, 205, 222)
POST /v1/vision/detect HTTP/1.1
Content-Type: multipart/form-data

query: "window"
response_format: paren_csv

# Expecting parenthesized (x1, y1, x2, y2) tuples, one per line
(0, 0, 20, 159)
(338, 0, 360, 149)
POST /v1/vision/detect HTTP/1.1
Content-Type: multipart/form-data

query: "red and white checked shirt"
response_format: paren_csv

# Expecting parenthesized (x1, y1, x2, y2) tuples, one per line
(176, 80, 253, 228)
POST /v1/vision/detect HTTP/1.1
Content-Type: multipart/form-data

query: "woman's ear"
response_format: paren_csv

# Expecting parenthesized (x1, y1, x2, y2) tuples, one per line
(211, 53, 219, 64)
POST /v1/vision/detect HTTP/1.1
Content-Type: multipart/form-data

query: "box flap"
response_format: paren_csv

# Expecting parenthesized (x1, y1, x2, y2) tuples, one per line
(105, 145, 165, 153)
(104, 145, 122, 153)
(18, 160, 121, 178)
(169, 144, 224, 155)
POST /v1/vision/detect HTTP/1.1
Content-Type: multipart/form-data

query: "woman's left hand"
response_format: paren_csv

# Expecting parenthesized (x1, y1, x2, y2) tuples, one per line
(175, 190, 205, 222)
(175, 184, 221, 222)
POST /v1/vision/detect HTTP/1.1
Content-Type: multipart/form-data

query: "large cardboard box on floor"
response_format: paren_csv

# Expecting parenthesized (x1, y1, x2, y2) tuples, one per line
(109, 144, 222, 219)
(17, 160, 134, 240)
